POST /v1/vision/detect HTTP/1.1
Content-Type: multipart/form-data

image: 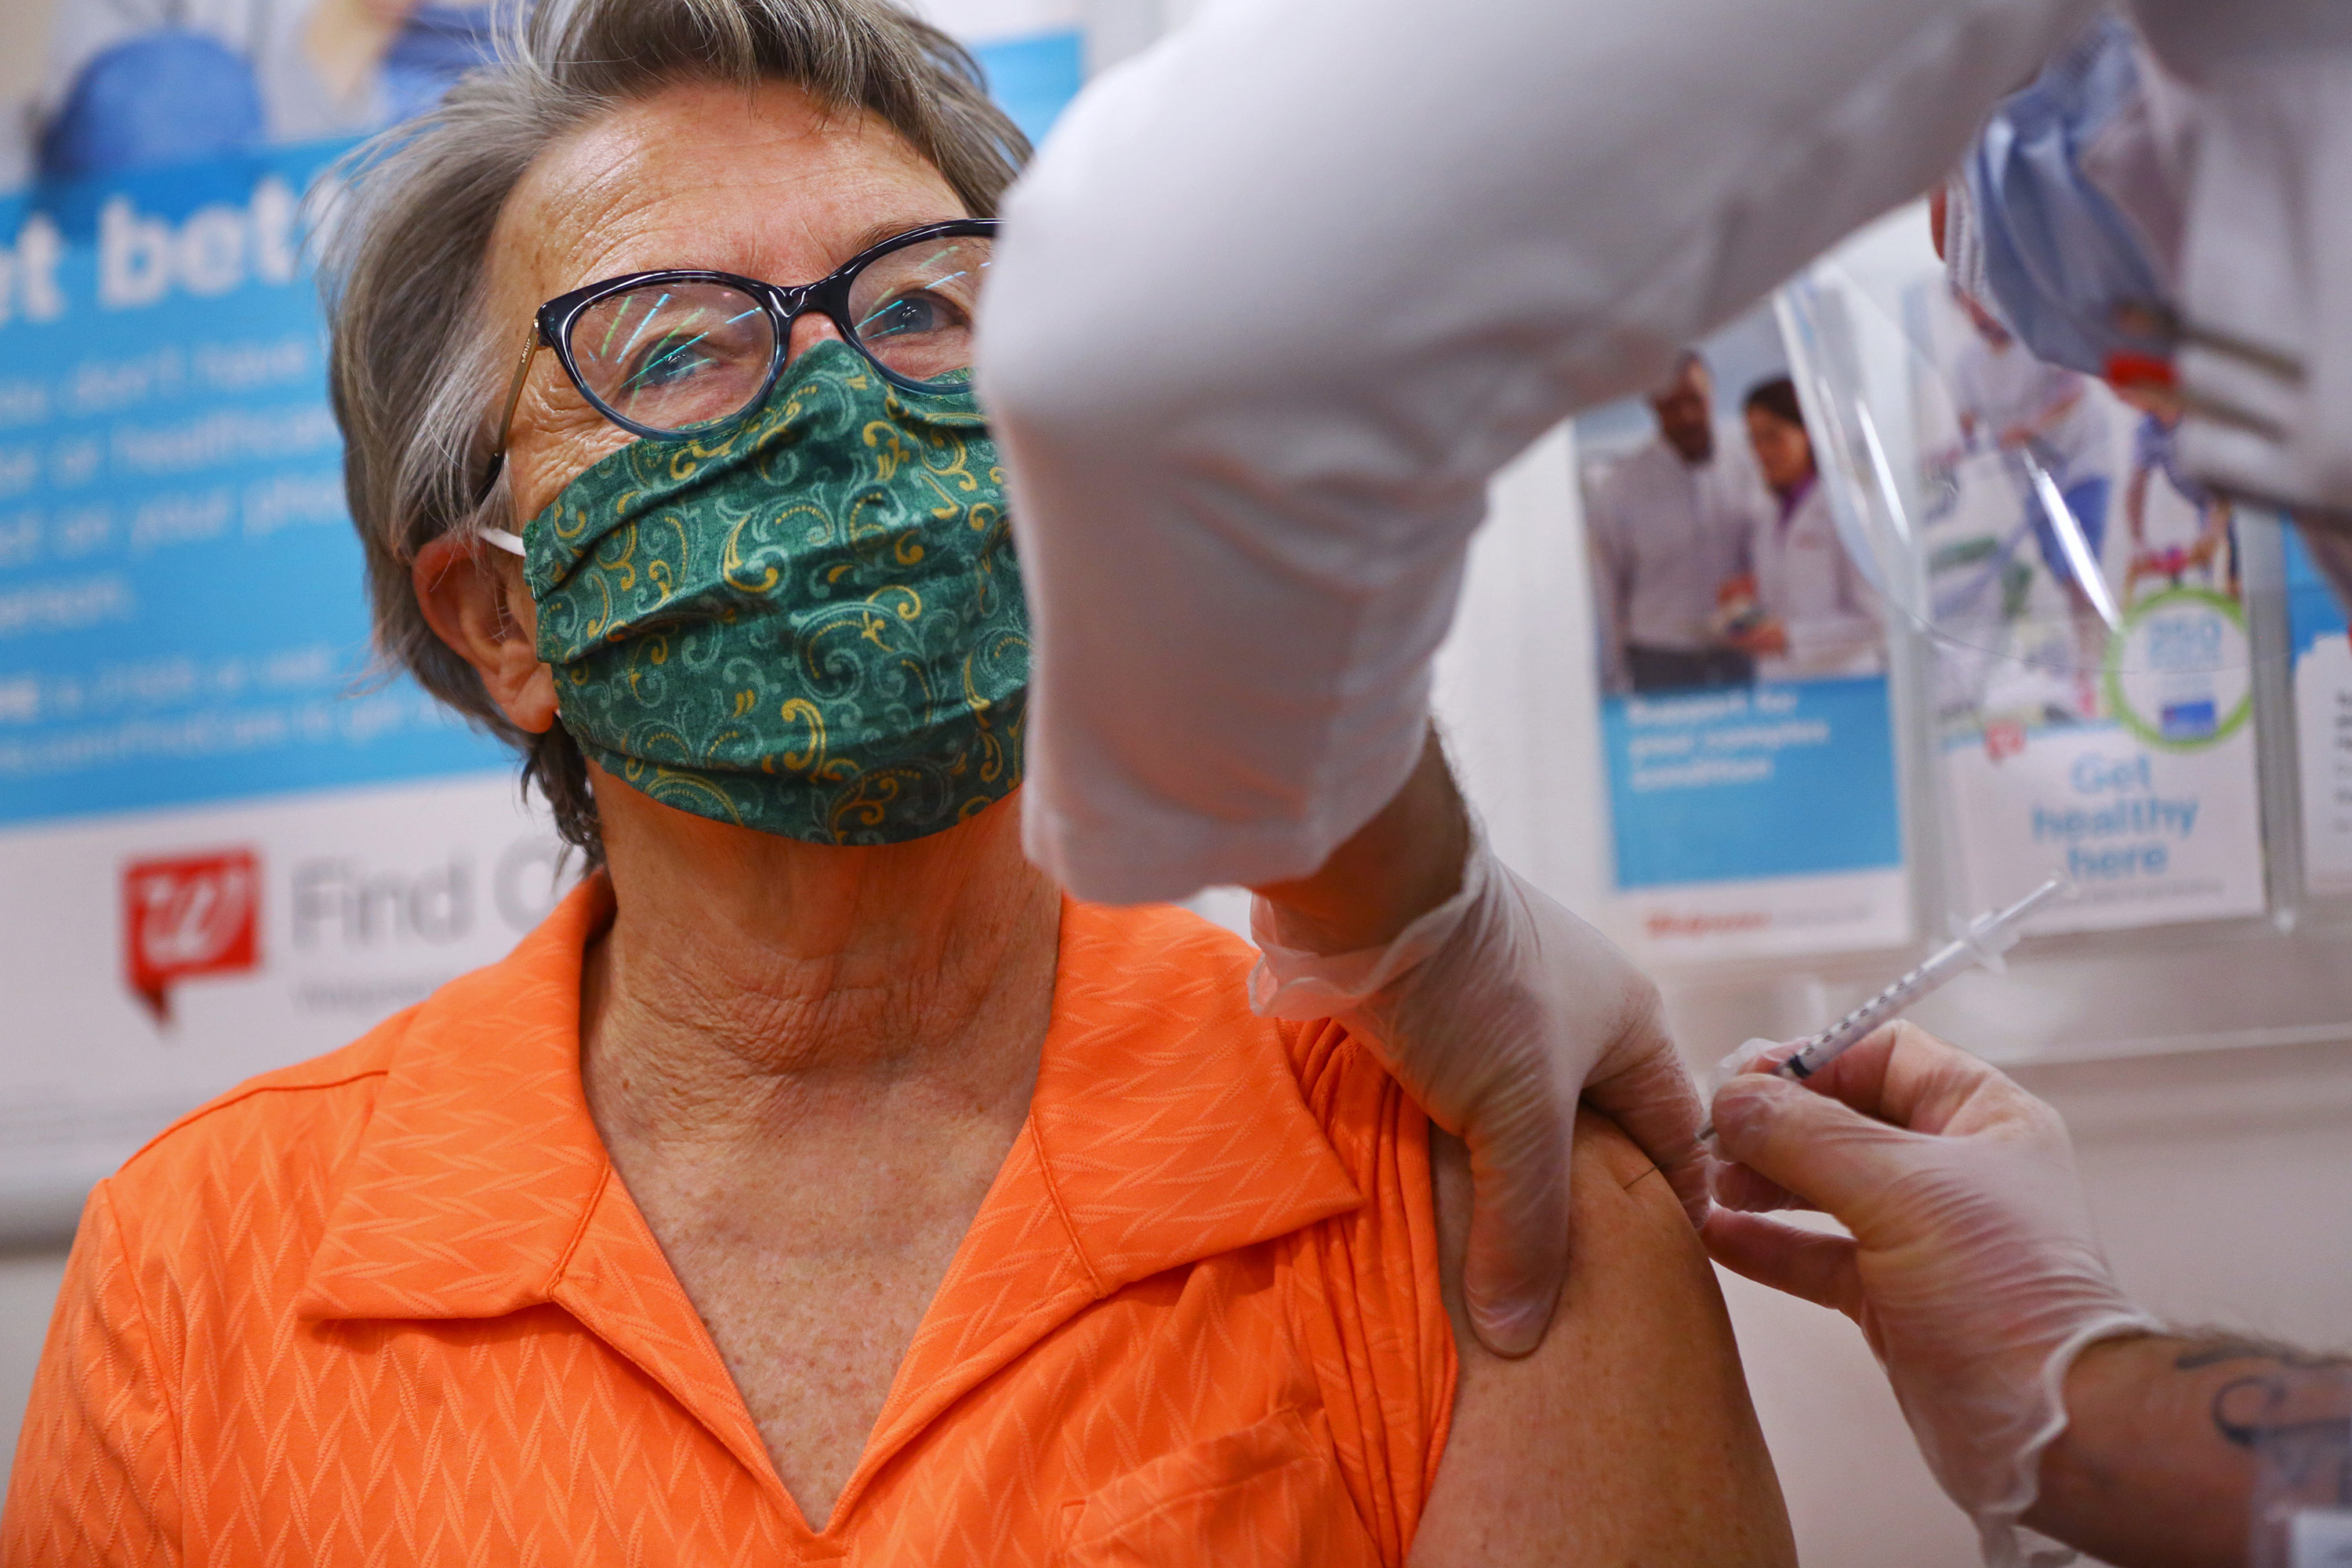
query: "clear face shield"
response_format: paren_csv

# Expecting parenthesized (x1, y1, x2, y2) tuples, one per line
(1777, 256, 2278, 753)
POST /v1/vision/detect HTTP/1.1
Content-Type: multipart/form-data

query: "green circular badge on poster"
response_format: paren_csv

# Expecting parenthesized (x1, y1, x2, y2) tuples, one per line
(2100, 587, 2252, 752)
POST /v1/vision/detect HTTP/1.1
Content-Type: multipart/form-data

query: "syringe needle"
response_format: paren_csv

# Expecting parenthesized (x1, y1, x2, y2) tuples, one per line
(1695, 877, 2073, 1145)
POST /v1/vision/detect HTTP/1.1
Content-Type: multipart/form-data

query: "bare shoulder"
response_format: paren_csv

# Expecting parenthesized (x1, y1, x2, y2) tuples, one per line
(1410, 1111, 1795, 1568)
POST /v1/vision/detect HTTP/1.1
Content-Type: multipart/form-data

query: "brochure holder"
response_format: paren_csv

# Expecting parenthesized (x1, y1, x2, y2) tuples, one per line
(1639, 223, 2352, 1071)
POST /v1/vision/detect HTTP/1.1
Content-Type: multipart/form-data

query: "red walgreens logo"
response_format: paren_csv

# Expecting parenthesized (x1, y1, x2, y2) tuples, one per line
(125, 850, 261, 1022)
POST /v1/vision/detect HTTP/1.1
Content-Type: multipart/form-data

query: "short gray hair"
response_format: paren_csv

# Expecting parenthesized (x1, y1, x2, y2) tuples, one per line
(325, 0, 1029, 857)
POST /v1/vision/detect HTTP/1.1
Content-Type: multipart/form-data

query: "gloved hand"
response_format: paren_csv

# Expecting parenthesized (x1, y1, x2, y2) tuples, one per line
(1704, 1024, 2165, 1568)
(1250, 822, 1709, 1357)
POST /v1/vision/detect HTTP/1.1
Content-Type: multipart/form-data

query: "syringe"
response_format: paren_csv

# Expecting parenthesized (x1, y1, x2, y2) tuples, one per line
(1698, 876, 2073, 1142)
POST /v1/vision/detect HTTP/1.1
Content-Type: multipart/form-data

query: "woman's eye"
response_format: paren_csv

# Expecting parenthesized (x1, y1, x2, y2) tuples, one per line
(625, 332, 720, 390)
(861, 292, 961, 341)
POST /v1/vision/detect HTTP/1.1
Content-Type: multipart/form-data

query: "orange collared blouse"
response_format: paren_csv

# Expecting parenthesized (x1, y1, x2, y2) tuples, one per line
(3, 880, 1455, 1566)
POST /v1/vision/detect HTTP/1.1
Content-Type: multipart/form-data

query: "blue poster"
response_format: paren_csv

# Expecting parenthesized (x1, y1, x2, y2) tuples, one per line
(1599, 678, 1902, 888)
(1575, 303, 1911, 960)
(0, 144, 510, 827)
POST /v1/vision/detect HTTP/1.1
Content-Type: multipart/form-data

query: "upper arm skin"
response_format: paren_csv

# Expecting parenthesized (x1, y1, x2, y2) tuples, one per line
(1409, 1112, 1795, 1568)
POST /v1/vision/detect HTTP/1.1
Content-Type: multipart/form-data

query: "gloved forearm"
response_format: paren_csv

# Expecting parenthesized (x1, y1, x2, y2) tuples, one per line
(1251, 735, 1708, 1356)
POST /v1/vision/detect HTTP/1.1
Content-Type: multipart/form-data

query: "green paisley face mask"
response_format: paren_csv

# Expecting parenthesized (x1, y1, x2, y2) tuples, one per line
(508, 339, 1029, 845)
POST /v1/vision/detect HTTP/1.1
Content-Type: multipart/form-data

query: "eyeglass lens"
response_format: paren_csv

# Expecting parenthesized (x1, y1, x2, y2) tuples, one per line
(564, 233, 993, 437)
(845, 232, 989, 387)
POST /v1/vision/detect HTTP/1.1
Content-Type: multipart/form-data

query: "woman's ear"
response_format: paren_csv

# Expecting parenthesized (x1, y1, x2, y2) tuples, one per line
(412, 532, 558, 734)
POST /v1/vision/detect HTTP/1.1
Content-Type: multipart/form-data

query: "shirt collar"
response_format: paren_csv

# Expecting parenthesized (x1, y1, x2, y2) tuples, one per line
(1022, 897, 1363, 1295)
(296, 879, 1361, 1323)
(839, 896, 1365, 1517)
(296, 873, 617, 1322)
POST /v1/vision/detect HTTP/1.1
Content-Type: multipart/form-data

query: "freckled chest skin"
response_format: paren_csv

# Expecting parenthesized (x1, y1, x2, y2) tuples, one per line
(487, 80, 1035, 1531)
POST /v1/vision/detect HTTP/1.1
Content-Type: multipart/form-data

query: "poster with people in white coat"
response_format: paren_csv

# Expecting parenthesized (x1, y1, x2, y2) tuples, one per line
(1575, 305, 1908, 966)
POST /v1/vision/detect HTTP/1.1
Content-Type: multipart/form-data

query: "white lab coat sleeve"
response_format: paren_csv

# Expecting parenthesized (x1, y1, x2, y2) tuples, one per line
(980, 0, 2102, 904)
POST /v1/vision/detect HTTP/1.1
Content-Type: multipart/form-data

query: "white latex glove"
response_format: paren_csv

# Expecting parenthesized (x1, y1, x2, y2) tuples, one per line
(1250, 825, 1708, 1356)
(1704, 1024, 2165, 1568)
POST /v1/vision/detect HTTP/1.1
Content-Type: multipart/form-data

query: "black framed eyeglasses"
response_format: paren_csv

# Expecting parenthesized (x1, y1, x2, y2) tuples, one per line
(474, 218, 996, 506)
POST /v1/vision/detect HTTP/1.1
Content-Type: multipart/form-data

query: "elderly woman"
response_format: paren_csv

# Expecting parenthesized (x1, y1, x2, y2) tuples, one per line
(2, 2, 1794, 1563)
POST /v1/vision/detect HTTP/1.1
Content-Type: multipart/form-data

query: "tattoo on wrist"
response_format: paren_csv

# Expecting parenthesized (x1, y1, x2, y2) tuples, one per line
(2165, 1336, 2352, 1550)
(2167, 1332, 2352, 1519)
(2212, 1374, 2352, 1454)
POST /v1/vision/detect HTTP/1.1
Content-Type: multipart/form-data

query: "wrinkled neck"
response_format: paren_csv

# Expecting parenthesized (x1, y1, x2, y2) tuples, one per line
(579, 772, 1060, 1152)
